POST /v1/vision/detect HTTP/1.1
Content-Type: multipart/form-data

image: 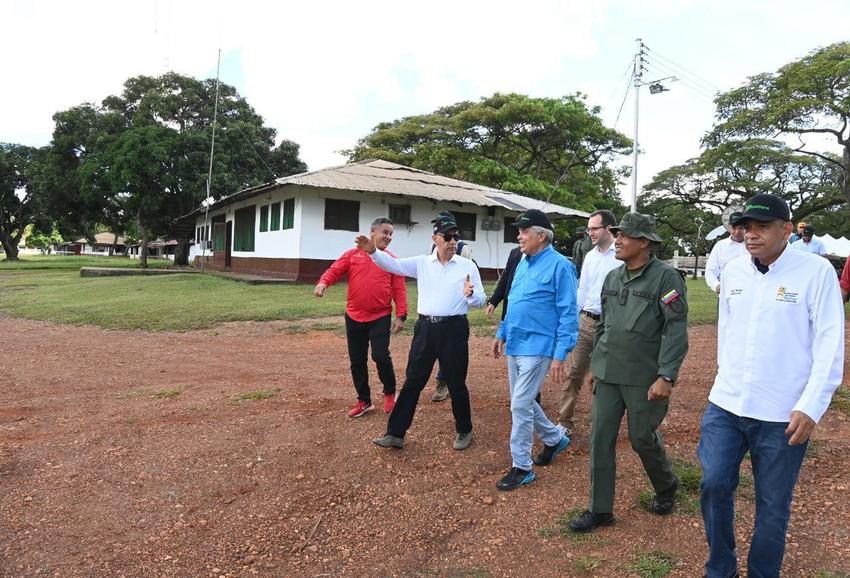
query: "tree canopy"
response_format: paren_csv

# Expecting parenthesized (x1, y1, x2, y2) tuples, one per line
(641, 139, 845, 258)
(345, 92, 632, 215)
(36, 72, 307, 266)
(704, 41, 850, 209)
(0, 143, 46, 260)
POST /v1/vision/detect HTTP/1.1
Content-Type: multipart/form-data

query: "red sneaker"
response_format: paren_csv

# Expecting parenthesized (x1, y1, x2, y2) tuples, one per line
(348, 400, 374, 418)
(383, 393, 396, 414)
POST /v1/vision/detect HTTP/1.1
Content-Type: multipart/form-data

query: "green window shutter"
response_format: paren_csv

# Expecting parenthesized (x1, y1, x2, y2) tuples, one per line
(270, 202, 281, 230)
(282, 198, 295, 230)
(233, 206, 256, 252)
(259, 205, 269, 232)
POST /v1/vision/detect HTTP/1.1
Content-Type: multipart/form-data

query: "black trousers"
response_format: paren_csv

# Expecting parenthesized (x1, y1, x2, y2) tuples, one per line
(345, 313, 396, 403)
(387, 316, 472, 437)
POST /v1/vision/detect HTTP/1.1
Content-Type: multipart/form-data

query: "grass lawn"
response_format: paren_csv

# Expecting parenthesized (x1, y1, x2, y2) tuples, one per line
(0, 255, 734, 332)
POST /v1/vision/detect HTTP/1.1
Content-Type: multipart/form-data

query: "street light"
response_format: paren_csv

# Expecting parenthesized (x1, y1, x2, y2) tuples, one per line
(629, 39, 678, 212)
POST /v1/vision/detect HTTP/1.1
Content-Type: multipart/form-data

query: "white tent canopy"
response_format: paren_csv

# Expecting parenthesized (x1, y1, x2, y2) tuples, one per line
(818, 234, 850, 258)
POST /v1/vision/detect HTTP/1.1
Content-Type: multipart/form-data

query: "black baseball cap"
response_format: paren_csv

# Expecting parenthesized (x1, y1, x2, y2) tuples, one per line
(432, 211, 458, 234)
(731, 193, 790, 226)
(511, 209, 552, 230)
(803, 225, 814, 237)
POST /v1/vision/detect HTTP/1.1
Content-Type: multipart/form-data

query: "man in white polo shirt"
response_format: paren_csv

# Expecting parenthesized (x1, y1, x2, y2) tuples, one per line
(704, 211, 748, 294)
(698, 193, 844, 578)
(555, 209, 621, 438)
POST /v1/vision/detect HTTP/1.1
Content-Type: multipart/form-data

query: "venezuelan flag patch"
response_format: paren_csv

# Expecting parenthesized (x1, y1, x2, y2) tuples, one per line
(661, 289, 680, 304)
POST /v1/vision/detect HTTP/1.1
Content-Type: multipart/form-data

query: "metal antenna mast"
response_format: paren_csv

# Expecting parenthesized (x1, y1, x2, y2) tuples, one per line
(201, 49, 222, 272)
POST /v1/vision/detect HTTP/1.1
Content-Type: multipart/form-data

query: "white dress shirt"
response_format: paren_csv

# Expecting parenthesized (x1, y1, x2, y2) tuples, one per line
(371, 250, 486, 316)
(705, 238, 748, 292)
(791, 236, 827, 255)
(576, 243, 620, 315)
(711, 248, 845, 423)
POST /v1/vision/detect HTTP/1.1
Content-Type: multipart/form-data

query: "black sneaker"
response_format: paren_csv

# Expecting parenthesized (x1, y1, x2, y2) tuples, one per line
(532, 435, 570, 466)
(496, 467, 535, 491)
(651, 474, 679, 515)
(568, 510, 615, 533)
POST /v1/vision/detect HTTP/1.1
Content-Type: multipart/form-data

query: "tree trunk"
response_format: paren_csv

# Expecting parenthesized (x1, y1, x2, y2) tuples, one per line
(0, 237, 20, 260)
(137, 209, 148, 269)
(174, 236, 190, 266)
(843, 145, 850, 208)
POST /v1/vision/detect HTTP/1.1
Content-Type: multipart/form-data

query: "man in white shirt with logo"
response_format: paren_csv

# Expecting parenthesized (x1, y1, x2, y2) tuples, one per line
(698, 193, 844, 578)
(555, 209, 621, 438)
(704, 211, 748, 294)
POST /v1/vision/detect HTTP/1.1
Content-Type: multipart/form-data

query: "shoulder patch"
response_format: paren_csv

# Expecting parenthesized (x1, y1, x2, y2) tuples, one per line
(661, 289, 680, 304)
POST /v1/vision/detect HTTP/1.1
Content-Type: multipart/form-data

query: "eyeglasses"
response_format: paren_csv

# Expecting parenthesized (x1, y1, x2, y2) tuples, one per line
(586, 225, 608, 233)
(441, 233, 461, 242)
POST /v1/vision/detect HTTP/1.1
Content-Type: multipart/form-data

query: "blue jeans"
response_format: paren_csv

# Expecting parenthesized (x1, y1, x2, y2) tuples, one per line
(697, 402, 808, 578)
(507, 356, 560, 471)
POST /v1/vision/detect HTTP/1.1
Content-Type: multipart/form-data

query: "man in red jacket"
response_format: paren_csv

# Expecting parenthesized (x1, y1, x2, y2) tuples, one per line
(315, 217, 409, 418)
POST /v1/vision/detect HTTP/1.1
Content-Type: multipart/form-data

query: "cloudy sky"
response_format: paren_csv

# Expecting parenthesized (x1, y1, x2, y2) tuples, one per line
(3, 0, 848, 204)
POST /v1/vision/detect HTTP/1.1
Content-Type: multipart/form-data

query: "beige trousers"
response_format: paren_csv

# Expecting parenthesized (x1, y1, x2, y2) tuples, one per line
(557, 313, 596, 430)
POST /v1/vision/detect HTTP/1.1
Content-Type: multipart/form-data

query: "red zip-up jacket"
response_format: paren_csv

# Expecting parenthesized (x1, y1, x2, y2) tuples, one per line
(317, 248, 408, 323)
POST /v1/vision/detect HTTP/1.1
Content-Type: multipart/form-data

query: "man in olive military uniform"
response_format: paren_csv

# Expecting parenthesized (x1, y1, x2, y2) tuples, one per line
(572, 227, 592, 278)
(569, 212, 689, 533)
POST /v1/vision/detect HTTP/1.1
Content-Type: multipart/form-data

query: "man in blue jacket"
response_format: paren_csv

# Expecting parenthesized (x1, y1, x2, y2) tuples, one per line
(492, 209, 578, 490)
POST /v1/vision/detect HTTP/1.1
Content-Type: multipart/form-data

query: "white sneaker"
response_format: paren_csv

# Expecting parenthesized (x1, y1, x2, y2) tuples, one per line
(556, 424, 573, 438)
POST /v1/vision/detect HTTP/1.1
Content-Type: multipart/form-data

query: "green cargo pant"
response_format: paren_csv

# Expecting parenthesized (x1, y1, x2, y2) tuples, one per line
(588, 379, 676, 514)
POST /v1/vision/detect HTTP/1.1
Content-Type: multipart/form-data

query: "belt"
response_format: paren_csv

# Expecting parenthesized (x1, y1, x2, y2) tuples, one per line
(580, 310, 600, 321)
(419, 314, 467, 323)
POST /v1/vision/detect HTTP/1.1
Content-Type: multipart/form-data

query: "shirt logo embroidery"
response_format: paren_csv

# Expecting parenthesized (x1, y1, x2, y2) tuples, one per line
(775, 286, 798, 303)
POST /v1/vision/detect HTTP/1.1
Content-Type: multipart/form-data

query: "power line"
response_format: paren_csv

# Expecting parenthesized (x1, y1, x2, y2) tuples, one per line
(644, 46, 721, 95)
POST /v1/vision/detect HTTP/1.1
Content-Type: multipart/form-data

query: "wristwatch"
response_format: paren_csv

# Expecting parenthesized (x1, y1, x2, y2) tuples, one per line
(660, 376, 674, 385)
(397, 314, 407, 322)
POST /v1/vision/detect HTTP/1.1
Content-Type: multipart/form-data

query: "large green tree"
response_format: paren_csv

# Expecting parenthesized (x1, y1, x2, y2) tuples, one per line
(345, 92, 632, 214)
(42, 72, 307, 266)
(641, 139, 844, 258)
(0, 143, 46, 260)
(704, 42, 850, 210)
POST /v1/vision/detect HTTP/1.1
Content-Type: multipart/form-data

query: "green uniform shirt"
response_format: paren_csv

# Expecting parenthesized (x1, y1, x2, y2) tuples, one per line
(591, 255, 689, 386)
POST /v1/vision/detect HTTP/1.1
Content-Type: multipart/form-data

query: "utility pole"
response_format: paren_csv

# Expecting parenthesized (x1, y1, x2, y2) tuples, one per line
(630, 38, 644, 213)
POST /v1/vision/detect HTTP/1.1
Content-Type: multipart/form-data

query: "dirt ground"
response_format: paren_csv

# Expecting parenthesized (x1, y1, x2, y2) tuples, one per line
(1, 316, 849, 578)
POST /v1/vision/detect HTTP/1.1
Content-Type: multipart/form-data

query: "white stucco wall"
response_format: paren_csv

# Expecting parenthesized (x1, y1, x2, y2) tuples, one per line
(194, 185, 525, 270)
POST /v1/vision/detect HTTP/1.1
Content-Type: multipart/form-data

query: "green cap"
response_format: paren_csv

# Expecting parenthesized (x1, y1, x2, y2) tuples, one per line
(609, 212, 662, 242)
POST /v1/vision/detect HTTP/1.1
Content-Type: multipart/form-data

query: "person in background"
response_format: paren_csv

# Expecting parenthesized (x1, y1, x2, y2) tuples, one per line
(572, 226, 592, 278)
(315, 217, 408, 418)
(840, 256, 850, 303)
(788, 221, 806, 244)
(430, 211, 474, 402)
(555, 209, 620, 438)
(360, 212, 486, 451)
(704, 212, 748, 294)
(492, 209, 578, 491)
(698, 193, 844, 578)
(569, 212, 689, 533)
(791, 224, 827, 256)
(486, 246, 522, 321)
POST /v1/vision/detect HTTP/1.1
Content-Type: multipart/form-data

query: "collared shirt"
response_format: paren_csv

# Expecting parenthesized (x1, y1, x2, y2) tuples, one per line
(791, 236, 827, 255)
(711, 248, 844, 423)
(496, 245, 578, 360)
(576, 243, 620, 315)
(704, 238, 748, 292)
(317, 248, 408, 323)
(370, 249, 486, 316)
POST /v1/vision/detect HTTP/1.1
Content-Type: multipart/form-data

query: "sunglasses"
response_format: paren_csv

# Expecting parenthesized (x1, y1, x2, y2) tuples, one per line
(441, 233, 461, 242)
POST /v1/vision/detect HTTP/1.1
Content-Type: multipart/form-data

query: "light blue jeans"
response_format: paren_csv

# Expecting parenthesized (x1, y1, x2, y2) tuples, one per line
(698, 402, 808, 578)
(507, 355, 561, 471)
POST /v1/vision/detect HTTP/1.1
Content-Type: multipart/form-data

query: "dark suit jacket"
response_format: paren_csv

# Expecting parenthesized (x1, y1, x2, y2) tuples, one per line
(487, 247, 523, 320)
